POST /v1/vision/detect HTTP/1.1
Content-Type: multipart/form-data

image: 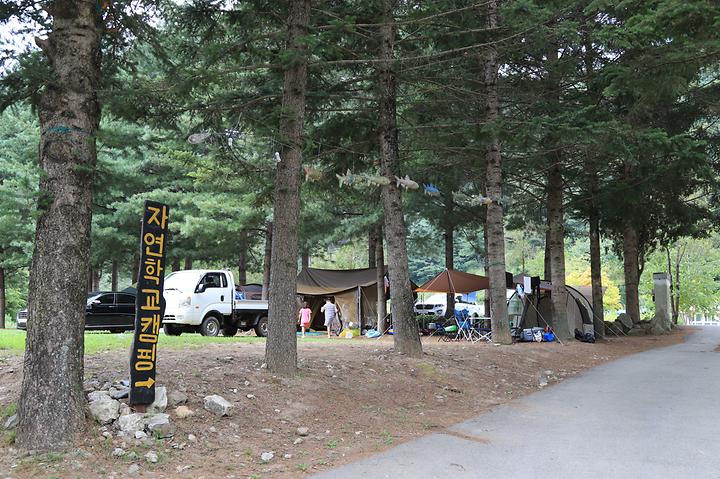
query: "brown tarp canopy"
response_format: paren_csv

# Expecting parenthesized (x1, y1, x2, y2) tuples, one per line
(296, 267, 384, 330)
(415, 269, 490, 294)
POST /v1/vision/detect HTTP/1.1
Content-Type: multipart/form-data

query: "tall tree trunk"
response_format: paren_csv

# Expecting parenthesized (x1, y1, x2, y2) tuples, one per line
(483, 215, 490, 320)
(444, 222, 455, 319)
(589, 210, 604, 338)
(262, 223, 272, 301)
(172, 258, 181, 272)
(368, 229, 376, 269)
(238, 233, 247, 285)
(18, 0, 102, 450)
(131, 253, 140, 285)
(673, 252, 681, 325)
(543, 226, 552, 281)
(482, 0, 511, 344)
(87, 266, 93, 293)
(375, 225, 387, 332)
(184, 257, 193, 270)
(265, 0, 310, 375)
(0, 267, 5, 329)
(111, 260, 118, 291)
(377, 0, 422, 357)
(92, 267, 101, 292)
(547, 162, 570, 339)
(301, 248, 310, 270)
(623, 221, 641, 324)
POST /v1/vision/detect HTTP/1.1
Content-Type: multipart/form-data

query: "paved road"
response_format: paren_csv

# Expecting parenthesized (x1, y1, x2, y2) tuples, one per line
(314, 328, 720, 479)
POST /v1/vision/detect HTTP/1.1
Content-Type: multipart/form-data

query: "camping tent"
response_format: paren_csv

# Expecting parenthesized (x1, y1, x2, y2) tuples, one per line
(296, 267, 386, 330)
(415, 269, 490, 294)
(510, 284, 596, 337)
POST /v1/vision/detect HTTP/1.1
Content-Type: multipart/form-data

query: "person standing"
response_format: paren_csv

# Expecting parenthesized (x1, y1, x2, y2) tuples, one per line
(320, 297, 338, 338)
(298, 301, 312, 338)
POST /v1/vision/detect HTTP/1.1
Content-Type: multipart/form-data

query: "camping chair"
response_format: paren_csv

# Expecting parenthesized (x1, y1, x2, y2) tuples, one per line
(454, 309, 476, 341)
(474, 326, 492, 343)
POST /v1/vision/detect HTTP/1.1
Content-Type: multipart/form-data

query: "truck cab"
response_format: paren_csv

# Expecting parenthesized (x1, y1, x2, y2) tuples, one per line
(162, 269, 269, 337)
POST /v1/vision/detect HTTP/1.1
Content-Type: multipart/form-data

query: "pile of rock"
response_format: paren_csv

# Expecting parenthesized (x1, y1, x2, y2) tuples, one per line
(87, 384, 177, 439)
(604, 312, 670, 337)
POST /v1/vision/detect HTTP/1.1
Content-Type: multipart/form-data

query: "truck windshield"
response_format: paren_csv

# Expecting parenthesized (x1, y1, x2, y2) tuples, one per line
(164, 271, 203, 292)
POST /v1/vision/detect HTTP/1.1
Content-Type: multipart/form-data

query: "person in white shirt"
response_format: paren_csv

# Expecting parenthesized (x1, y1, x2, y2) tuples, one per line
(320, 297, 338, 338)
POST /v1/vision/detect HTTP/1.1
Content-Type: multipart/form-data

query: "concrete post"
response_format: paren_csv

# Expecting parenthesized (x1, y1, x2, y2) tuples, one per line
(653, 272, 672, 331)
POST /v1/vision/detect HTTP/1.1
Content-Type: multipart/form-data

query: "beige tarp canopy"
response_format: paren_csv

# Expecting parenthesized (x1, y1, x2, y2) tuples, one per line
(415, 269, 490, 294)
(296, 267, 384, 330)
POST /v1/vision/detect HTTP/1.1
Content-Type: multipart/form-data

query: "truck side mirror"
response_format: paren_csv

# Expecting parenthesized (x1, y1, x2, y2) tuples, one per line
(196, 283, 206, 294)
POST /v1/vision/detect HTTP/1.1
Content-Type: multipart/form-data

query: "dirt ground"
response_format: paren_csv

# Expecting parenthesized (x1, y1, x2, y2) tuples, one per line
(0, 329, 688, 479)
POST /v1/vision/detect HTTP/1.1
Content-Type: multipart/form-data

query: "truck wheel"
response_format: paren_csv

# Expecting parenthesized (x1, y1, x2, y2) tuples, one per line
(200, 316, 220, 337)
(254, 316, 268, 337)
(163, 324, 182, 336)
(222, 325, 238, 337)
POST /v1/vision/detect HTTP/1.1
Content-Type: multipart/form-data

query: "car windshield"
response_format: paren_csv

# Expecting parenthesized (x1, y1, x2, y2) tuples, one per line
(164, 271, 203, 292)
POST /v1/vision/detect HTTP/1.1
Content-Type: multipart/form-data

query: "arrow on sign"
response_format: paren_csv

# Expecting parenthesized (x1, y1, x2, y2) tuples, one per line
(135, 377, 155, 389)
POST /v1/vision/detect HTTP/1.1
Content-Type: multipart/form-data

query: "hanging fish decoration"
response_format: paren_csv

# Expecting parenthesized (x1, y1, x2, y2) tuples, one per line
(423, 183, 441, 197)
(453, 191, 493, 206)
(360, 173, 391, 186)
(336, 169, 355, 187)
(304, 166, 324, 182)
(395, 175, 419, 190)
(188, 132, 212, 144)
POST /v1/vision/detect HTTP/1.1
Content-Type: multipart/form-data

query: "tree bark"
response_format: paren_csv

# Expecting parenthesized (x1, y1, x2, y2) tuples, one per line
(0, 267, 5, 329)
(18, 0, 102, 451)
(543, 226, 552, 281)
(184, 257, 193, 270)
(262, 223, 272, 300)
(482, 0, 511, 344)
(547, 162, 570, 339)
(131, 253, 140, 286)
(92, 267, 101, 292)
(589, 210, 604, 338)
(375, 225, 387, 332)
(623, 221, 641, 323)
(265, 0, 311, 375)
(238, 233, 247, 285)
(443, 222, 455, 319)
(172, 258, 181, 272)
(301, 248, 310, 270)
(377, 0, 422, 357)
(368, 229, 376, 269)
(111, 260, 118, 291)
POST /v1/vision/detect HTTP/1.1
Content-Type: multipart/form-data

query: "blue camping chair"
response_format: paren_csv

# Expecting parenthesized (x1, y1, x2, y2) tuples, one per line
(454, 309, 475, 341)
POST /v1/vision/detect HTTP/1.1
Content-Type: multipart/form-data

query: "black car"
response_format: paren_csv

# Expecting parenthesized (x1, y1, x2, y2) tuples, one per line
(16, 291, 136, 333)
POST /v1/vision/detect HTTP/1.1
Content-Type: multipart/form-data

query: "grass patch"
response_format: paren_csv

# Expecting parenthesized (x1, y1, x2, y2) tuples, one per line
(1, 403, 17, 418)
(0, 329, 335, 355)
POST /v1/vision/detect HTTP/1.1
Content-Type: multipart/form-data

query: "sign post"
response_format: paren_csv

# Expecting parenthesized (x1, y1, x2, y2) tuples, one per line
(129, 201, 169, 410)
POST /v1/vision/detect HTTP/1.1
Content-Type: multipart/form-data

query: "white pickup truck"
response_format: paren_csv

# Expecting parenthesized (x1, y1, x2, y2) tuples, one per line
(162, 269, 269, 337)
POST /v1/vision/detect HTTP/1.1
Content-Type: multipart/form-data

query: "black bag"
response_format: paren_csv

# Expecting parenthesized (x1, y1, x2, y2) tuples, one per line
(574, 328, 596, 343)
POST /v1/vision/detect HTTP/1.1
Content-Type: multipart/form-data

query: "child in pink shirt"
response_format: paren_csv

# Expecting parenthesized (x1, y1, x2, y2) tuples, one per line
(298, 302, 312, 338)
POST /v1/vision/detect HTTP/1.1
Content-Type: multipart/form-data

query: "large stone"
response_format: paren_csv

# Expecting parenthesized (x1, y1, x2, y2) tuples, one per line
(627, 327, 647, 337)
(147, 414, 175, 438)
(89, 397, 120, 425)
(88, 390, 111, 402)
(616, 313, 633, 330)
(147, 387, 167, 414)
(110, 388, 130, 400)
(118, 413, 147, 434)
(203, 395, 234, 417)
(168, 390, 188, 407)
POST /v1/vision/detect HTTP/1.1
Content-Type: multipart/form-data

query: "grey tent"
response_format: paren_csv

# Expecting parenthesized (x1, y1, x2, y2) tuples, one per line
(510, 284, 596, 337)
(296, 267, 386, 331)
